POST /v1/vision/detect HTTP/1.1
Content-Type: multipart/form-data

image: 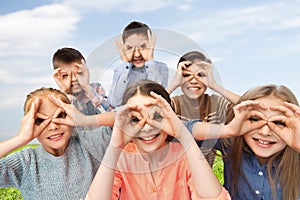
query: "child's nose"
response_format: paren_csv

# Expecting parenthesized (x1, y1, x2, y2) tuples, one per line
(133, 47, 142, 57)
(141, 123, 153, 132)
(71, 72, 77, 81)
(188, 75, 198, 83)
(258, 124, 272, 136)
(48, 120, 59, 131)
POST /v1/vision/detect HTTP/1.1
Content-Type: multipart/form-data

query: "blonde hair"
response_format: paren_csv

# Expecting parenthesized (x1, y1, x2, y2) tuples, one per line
(225, 84, 300, 199)
(24, 87, 70, 114)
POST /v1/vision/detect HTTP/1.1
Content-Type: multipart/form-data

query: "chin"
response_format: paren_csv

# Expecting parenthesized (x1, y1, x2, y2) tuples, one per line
(184, 92, 201, 99)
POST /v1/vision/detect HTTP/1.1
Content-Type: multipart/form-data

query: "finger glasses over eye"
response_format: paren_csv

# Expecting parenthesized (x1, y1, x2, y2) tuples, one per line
(248, 116, 286, 127)
(34, 111, 67, 125)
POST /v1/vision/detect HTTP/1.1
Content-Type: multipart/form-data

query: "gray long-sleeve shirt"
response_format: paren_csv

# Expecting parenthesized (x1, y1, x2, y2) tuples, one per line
(0, 126, 112, 200)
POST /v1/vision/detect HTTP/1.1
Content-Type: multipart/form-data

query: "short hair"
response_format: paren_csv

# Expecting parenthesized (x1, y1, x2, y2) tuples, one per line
(24, 87, 70, 115)
(177, 51, 212, 67)
(52, 47, 85, 69)
(122, 21, 151, 42)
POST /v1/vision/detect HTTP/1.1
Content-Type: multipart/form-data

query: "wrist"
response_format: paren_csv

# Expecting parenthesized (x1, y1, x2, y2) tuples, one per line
(14, 135, 30, 147)
(177, 131, 194, 148)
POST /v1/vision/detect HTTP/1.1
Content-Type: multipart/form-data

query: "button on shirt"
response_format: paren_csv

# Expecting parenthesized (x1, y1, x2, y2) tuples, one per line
(108, 60, 169, 108)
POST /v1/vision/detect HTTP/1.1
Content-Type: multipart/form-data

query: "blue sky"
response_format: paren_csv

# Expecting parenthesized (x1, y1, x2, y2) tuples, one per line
(1, 0, 300, 141)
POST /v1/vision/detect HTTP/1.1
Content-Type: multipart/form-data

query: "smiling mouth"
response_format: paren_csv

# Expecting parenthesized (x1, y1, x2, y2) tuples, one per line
(48, 133, 64, 140)
(253, 138, 276, 145)
(138, 134, 160, 141)
(133, 57, 144, 63)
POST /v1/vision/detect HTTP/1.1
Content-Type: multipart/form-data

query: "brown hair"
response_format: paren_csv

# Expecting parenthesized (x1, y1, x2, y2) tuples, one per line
(122, 21, 151, 42)
(52, 47, 85, 69)
(24, 87, 70, 114)
(177, 51, 212, 66)
(225, 84, 300, 199)
(122, 80, 174, 142)
(175, 51, 213, 120)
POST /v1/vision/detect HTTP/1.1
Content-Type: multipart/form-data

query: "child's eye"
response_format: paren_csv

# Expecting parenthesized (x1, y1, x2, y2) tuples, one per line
(140, 43, 147, 49)
(272, 120, 286, 127)
(35, 118, 45, 125)
(153, 113, 163, 121)
(130, 117, 140, 123)
(197, 72, 206, 77)
(126, 45, 133, 51)
(182, 73, 191, 78)
(248, 116, 260, 122)
(62, 74, 68, 79)
(57, 112, 67, 119)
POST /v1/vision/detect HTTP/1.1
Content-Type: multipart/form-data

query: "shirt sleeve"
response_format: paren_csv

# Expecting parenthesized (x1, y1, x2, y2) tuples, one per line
(145, 60, 169, 87)
(0, 148, 32, 188)
(108, 61, 130, 108)
(78, 126, 112, 162)
(184, 119, 202, 133)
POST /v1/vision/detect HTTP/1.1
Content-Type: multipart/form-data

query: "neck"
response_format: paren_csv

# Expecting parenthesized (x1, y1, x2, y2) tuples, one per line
(140, 142, 169, 170)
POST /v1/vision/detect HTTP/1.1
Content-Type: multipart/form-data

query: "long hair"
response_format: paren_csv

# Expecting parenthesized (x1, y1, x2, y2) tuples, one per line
(24, 87, 70, 115)
(225, 84, 300, 199)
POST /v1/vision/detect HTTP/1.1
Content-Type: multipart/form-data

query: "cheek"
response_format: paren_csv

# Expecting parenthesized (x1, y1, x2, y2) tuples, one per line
(62, 125, 72, 135)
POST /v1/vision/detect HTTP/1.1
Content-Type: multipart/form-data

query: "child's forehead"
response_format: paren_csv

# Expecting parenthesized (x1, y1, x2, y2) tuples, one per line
(125, 34, 148, 44)
(255, 96, 285, 117)
(58, 62, 80, 71)
(184, 63, 205, 72)
(38, 97, 59, 114)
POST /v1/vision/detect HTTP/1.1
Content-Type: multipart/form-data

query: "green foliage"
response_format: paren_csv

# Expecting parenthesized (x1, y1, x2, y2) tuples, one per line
(0, 188, 23, 200)
(0, 144, 39, 200)
(212, 151, 224, 185)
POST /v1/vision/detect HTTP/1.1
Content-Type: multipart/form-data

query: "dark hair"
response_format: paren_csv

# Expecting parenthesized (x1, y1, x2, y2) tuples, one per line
(52, 47, 85, 69)
(122, 80, 171, 106)
(122, 21, 151, 42)
(177, 51, 212, 67)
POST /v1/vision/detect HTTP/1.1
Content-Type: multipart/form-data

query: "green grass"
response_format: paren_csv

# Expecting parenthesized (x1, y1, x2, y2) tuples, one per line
(0, 144, 224, 199)
(212, 151, 224, 185)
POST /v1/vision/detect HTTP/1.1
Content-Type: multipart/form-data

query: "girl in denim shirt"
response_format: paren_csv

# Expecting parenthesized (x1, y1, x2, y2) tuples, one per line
(187, 84, 300, 199)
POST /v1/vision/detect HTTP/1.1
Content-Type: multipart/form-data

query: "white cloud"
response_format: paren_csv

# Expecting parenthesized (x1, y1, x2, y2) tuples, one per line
(0, 4, 80, 57)
(173, 2, 300, 41)
(61, 0, 193, 13)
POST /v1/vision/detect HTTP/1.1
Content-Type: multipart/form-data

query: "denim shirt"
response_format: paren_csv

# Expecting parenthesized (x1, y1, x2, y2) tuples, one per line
(185, 119, 286, 200)
(107, 59, 169, 108)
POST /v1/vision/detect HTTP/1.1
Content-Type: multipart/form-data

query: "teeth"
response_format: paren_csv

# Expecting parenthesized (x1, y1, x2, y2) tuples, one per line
(49, 134, 62, 139)
(141, 135, 156, 141)
(257, 139, 271, 145)
(189, 87, 199, 91)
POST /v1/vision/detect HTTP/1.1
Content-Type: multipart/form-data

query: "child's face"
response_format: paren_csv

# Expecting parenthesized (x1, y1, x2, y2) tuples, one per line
(127, 94, 168, 153)
(243, 96, 287, 161)
(57, 61, 83, 94)
(124, 34, 148, 68)
(36, 97, 72, 156)
(180, 60, 207, 99)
